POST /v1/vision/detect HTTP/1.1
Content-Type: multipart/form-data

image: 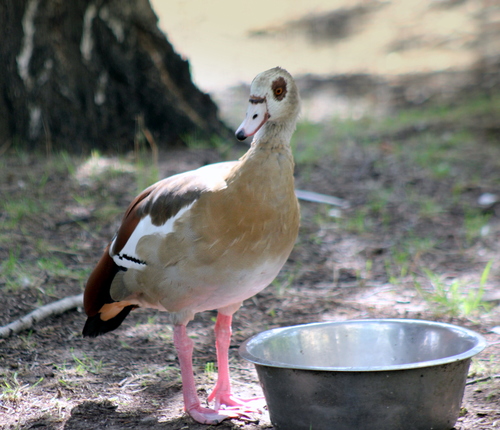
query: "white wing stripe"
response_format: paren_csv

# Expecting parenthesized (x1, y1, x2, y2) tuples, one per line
(110, 202, 194, 270)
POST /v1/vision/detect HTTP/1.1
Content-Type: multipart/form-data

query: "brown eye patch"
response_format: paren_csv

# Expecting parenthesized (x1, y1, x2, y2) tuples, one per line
(272, 77, 287, 101)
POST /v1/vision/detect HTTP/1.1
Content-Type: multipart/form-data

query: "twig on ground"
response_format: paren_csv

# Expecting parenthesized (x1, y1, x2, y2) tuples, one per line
(466, 374, 500, 386)
(0, 293, 83, 338)
(295, 189, 349, 208)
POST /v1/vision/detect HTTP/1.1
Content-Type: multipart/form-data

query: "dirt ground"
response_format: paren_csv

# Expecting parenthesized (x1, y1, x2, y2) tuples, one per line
(3, 0, 500, 427)
(1, 127, 500, 430)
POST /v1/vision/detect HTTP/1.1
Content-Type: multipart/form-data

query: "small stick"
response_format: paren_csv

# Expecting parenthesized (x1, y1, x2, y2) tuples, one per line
(0, 293, 83, 338)
(295, 189, 349, 208)
(466, 374, 500, 386)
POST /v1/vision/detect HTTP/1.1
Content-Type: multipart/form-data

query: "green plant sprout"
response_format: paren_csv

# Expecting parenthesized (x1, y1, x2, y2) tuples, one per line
(415, 261, 493, 317)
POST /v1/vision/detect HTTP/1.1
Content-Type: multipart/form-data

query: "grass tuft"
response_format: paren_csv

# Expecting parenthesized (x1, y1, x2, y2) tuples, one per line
(0, 372, 43, 403)
(415, 261, 493, 317)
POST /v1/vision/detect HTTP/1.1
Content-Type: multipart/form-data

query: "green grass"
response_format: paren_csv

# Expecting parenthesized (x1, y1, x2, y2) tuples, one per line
(1, 199, 45, 229)
(185, 134, 235, 160)
(415, 261, 493, 317)
(204, 361, 216, 378)
(291, 122, 328, 166)
(0, 248, 33, 291)
(49, 151, 77, 177)
(0, 372, 43, 403)
(271, 263, 301, 297)
(0, 250, 89, 292)
(373, 94, 500, 134)
(469, 354, 500, 379)
(37, 257, 89, 282)
(134, 149, 160, 195)
(340, 208, 369, 234)
(18, 330, 38, 350)
(415, 196, 445, 220)
(464, 210, 491, 245)
(72, 352, 104, 375)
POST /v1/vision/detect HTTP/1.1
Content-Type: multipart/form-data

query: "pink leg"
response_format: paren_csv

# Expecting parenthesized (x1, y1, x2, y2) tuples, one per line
(173, 324, 237, 424)
(207, 313, 264, 410)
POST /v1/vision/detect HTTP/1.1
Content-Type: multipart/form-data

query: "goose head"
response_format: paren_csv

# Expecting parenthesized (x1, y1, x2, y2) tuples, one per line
(236, 67, 300, 142)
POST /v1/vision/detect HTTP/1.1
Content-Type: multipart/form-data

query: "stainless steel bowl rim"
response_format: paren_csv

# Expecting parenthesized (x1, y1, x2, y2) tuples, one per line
(239, 319, 487, 372)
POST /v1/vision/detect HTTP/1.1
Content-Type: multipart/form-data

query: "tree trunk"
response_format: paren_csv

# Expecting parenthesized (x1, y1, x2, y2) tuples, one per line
(0, 0, 231, 153)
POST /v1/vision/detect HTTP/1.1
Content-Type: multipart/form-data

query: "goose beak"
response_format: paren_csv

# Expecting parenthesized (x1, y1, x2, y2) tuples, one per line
(235, 97, 269, 141)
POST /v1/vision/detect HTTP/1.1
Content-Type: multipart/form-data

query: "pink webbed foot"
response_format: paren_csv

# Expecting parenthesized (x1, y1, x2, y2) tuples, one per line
(208, 389, 265, 411)
(185, 404, 239, 425)
(207, 392, 266, 423)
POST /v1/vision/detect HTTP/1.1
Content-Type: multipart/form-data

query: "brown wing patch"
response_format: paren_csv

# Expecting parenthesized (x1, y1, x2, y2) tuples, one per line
(137, 184, 202, 226)
(111, 179, 203, 255)
(129, 162, 238, 229)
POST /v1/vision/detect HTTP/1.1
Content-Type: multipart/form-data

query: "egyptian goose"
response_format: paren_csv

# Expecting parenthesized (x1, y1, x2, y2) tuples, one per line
(83, 67, 301, 424)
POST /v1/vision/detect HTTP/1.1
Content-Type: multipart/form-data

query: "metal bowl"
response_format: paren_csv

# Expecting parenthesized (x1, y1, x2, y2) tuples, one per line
(239, 319, 486, 430)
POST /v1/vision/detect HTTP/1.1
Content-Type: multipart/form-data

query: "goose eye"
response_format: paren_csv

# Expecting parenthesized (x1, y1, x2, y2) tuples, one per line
(271, 77, 287, 101)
